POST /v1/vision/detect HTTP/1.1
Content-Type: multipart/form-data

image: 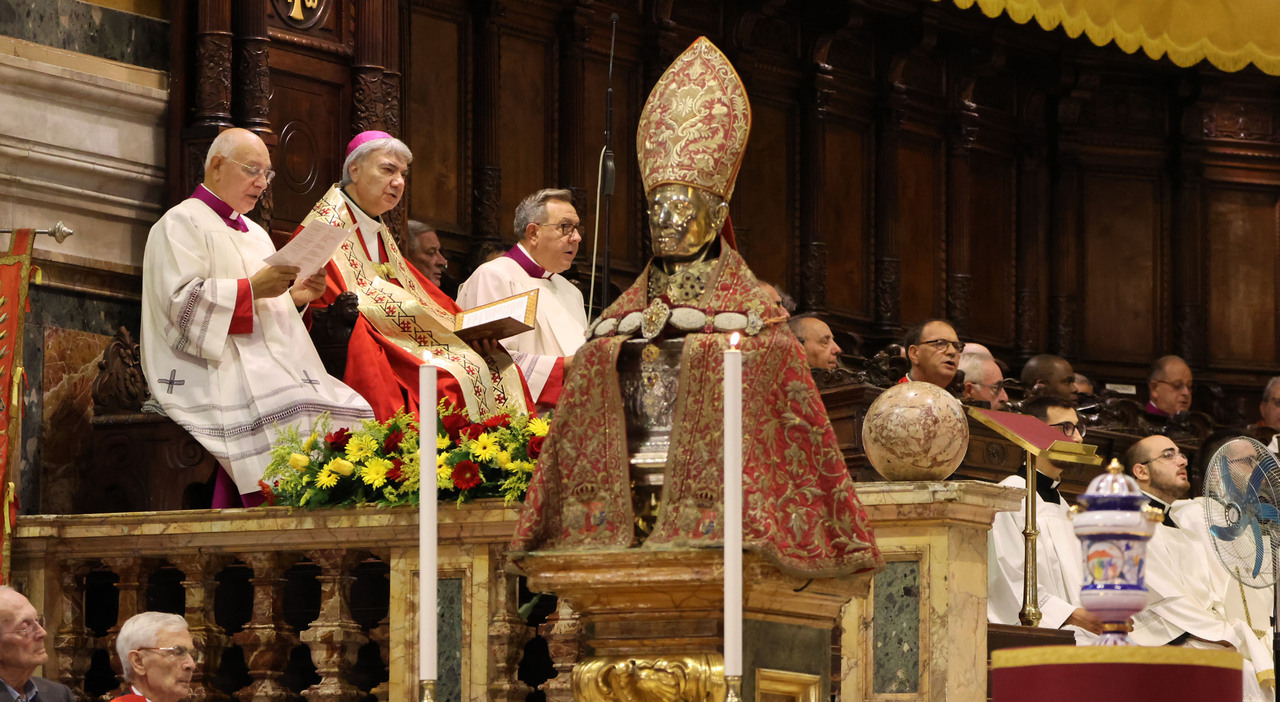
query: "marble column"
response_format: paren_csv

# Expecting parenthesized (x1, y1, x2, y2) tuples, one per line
(839, 481, 1022, 701)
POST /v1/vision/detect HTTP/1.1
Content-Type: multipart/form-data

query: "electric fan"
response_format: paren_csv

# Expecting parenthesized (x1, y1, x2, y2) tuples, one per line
(1203, 436, 1280, 679)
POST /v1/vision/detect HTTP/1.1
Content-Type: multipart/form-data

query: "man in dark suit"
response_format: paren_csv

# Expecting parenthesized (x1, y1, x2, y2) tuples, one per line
(0, 586, 74, 701)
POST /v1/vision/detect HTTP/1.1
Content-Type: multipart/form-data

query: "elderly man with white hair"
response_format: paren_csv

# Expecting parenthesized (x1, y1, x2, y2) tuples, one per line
(0, 586, 73, 702)
(297, 130, 531, 423)
(112, 612, 196, 702)
(959, 351, 1008, 410)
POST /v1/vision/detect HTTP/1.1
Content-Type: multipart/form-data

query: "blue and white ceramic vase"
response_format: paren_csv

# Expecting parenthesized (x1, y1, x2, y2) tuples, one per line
(1070, 458, 1164, 646)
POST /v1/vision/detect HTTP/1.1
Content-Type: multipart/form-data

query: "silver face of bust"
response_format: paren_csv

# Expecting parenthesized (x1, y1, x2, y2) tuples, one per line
(647, 184, 729, 261)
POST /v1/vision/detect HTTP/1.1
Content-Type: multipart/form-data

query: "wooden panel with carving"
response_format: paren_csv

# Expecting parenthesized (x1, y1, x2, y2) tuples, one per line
(268, 51, 351, 234)
(896, 136, 944, 321)
(1205, 187, 1280, 368)
(966, 148, 1016, 344)
(498, 31, 557, 247)
(267, 0, 350, 54)
(822, 119, 872, 319)
(404, 6, 468, 232)
(1080, 173, 1160, 363)
(731, 100, 795, 289)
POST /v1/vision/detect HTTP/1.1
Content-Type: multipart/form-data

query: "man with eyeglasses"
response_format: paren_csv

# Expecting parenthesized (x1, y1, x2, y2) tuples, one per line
(1020, 353, 1077, 403)
(112, 612, 196, 702)
(298, 131, 531, 423)
(988, 396, 1103, 643)
(141, 128, 374, 507)
(1127, 435, 1275, 701)
(458, 189, 588, 410)
(959, 351, 1008, 410)
(1146, 354, 1194, 418)
(901, 319, 961, 388)
(0, 586, 73, 701)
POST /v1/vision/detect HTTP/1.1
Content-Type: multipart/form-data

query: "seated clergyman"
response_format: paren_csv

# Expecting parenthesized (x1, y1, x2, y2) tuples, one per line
(509, 36, 881, 580)
(901, 319, 961, 387)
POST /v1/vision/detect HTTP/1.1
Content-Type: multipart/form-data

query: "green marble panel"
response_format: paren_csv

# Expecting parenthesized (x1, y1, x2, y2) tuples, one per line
(438, 577, 463, 701)
(0, 0, 169, 70)
(872, 560, 921, 693)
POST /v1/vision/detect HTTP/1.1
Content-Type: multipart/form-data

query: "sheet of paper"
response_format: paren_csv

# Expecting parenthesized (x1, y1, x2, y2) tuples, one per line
(263, 220, 350, 280)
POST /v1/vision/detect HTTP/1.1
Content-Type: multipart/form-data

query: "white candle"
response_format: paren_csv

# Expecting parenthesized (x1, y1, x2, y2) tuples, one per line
(723, 332, 743, 677)
(419, 356, 438, 681)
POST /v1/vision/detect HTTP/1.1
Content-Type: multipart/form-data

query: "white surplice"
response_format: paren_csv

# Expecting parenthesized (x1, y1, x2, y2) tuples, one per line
(1135, 497, 1275, 701)
(988, 473, 1096, 644)
(141, 197, 374, 493)
(457, 250, 587, 400)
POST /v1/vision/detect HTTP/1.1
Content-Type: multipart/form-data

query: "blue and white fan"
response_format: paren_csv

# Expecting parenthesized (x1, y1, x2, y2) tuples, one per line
(1203, 436, 1280, 678)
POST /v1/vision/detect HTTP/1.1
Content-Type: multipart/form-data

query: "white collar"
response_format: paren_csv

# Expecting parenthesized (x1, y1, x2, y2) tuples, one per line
(339, 190, 384, 261)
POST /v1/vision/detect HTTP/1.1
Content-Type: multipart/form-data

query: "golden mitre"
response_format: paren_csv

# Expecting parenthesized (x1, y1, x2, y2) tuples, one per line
(637, 37, 752, 202)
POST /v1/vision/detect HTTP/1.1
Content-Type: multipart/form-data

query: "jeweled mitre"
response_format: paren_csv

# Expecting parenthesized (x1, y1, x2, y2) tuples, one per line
(637, 37, 752, 202)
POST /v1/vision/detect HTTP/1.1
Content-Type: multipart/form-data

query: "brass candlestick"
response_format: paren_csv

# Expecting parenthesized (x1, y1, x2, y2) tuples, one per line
(725, 674, 742, 701)
(419, 680, 436, 702)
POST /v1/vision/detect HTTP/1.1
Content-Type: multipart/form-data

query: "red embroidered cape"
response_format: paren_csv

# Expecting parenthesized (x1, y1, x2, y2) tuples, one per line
(511, 244, 881, 577)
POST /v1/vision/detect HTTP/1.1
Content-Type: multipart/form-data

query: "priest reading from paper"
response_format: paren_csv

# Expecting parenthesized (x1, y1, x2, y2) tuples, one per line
(140, 128, 374, 508)
(458, 188, 589, 410)
(296, 130, 532, 423)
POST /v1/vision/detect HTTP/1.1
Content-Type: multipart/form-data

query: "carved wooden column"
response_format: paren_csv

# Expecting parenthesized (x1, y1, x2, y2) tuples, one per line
(353, 0, 386, 135)
(232, 552, 298, 702)
(1015, 137, 1049, 361)
(538, 597, 583, 702)
(184, 0, 234, 193)
(51, 560, 93, 693)
(382, 0, 402, 139)
(471, 0, 507, 264)
(173, 554, 233, 701)
(558, 4, 593, 209)
(300, 550, 368, 702)
(487, 550, 534, 702)
(233, 0, 274, 225)
(1172, 74, 1207, 366)
(1050, 75, 1089, 357)
(797, 55, 835, 313)
(945, 87, 979, 336)
(873, 73, 907, 335)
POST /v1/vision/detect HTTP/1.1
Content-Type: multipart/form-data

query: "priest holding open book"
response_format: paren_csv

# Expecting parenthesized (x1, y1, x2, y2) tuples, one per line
(295, 130, 532, 422)
(458, 188, 589, 410)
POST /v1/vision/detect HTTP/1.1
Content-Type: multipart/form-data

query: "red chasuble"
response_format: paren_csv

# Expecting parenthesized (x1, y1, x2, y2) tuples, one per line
(511, 243, 882, 577)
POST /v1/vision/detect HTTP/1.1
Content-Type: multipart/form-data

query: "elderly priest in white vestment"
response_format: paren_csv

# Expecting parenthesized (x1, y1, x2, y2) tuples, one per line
(457, 188, 588, 409)
(141, 128, 374, 508)
(1128, 434, 1276, 702)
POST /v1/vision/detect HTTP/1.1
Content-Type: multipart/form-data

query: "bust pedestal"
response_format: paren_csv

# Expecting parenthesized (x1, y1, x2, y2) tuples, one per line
(514, 549, 869, 701)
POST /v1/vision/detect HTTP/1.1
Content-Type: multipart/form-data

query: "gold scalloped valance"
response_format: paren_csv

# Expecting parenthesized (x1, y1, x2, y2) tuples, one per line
(938, 0, 1280, 75)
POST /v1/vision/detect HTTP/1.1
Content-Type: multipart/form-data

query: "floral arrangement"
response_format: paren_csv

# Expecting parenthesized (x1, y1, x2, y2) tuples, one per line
(261, 400, 548, 509)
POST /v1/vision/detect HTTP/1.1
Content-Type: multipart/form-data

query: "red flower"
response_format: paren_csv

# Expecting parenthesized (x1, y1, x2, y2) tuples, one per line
(326, 428, 352, 451)
(452, 460, 483, 490)
(383, 429, 404, 454)
(460, 423, 486, 442)
(528, 435, 545, 459)
(257, 480, 277, 507)
(441, 413, 470, 440)
(483, 414, 510, 429)
(387, 459, 404, 482)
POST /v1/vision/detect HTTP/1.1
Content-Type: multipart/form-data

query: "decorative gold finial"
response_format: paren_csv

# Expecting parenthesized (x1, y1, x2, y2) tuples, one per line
(1106, 458, 1123, 474)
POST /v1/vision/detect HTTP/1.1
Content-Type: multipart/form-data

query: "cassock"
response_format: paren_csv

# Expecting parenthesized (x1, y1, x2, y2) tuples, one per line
(140, 186, 374, 495)
(510, 242, 881, 578)
(1134, 495, 1275, 701)
(456, 243, 587, 407)
(297, 185, 531, 422)
(988, 473, 1096, 644)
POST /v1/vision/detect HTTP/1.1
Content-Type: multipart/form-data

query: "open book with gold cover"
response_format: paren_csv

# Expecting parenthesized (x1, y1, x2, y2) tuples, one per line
(453, 289, 539, 343)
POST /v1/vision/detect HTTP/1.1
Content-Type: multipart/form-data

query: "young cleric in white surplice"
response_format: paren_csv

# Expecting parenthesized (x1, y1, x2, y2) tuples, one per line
(457, 188, 588, 409)
(987, 398, 1100, 644)
(1127, 435, 1275, 702)
(141, 129, 373, 506)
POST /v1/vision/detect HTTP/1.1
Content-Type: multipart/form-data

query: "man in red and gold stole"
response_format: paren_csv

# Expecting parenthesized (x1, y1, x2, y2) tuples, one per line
(297, 131, 531, 422)
(511, 38, 881, 578)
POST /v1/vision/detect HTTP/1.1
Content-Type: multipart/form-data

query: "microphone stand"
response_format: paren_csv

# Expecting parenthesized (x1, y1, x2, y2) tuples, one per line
(588, 14, 619, 319)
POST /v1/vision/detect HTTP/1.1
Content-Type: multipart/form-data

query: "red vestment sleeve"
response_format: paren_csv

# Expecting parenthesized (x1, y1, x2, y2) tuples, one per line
(536, 357, 566, 407)
(229, 278, 253, 334)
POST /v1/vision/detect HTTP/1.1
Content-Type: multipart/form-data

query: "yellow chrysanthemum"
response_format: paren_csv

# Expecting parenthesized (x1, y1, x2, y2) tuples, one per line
(361, 457, 391, 488)
(515, 460, 536, 473)
(345, 434, 378, 462)
(436, 465, 452, 488)
(328, 458, 355, 476)
(289, 453, 311, 471)
(471, 433, 499, 461)
(303, 432, 319, 452)
(436, 435, 450, 450)
(496, 450, 512, 471)
(528, 417, 550, 437)
(437, 452, 448, 469)
(316, 469, 338, 489)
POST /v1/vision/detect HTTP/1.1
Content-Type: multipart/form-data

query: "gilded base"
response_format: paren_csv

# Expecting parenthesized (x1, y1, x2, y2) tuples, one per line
(572, 654, 726, 702)
(419, 680, 436, 701)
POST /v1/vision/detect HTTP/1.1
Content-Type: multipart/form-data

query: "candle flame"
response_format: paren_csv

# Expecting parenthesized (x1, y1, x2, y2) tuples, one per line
(729, 332, 741, 349)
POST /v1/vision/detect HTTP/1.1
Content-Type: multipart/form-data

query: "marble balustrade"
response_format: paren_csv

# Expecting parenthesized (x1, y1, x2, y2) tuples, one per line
(10, 501, 535, 701)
